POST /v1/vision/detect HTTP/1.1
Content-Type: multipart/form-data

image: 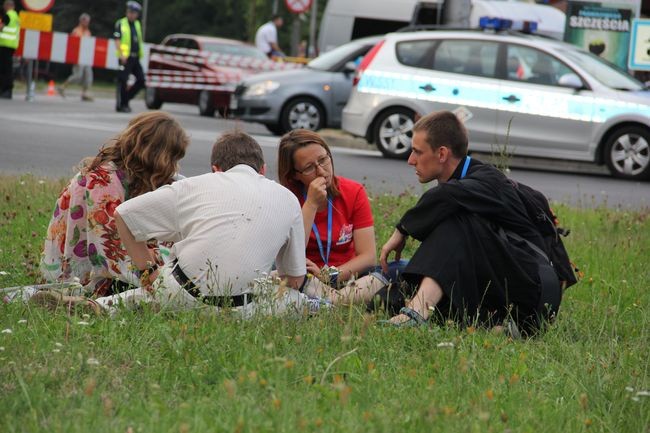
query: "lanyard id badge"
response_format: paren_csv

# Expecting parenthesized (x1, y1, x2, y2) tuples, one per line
(304, 190, 333, 266)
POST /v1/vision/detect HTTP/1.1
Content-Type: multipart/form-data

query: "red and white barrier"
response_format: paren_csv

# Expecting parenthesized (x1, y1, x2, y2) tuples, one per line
(15, 30, 303, 93)
(146, 44, 303, 91)
(15, 29, 150, 71)
(148, 44, 302, 73)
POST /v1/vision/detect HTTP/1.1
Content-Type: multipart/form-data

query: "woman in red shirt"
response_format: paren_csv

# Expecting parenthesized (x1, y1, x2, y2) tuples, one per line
(278, 130, 399, 304)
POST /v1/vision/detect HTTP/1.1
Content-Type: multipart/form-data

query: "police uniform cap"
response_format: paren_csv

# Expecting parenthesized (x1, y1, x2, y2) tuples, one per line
(126, 1, 142, 12)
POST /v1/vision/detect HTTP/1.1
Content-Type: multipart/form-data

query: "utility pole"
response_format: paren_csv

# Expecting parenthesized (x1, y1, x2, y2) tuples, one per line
(308, 0, 318, 56)
(291, 14, 301, 56)
(142, 0, 149, 39)
(272, 0, 279, 14)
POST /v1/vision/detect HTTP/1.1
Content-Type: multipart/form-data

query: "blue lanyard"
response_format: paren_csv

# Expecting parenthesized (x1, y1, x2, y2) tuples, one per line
(460, 156, 471, 179)
(303, 191, 333, 266)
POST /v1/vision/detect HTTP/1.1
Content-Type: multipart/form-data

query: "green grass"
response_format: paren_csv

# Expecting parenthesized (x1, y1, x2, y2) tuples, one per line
(0, 175, 648, 433)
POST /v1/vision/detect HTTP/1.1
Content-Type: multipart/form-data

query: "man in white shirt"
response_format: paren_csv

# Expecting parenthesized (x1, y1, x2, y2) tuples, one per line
(255, 14, 284, 58)
(50, 131, 310, 317)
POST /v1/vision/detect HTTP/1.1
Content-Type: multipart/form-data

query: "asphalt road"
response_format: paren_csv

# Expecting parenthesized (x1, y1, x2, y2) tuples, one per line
(1, 95, 648, 210)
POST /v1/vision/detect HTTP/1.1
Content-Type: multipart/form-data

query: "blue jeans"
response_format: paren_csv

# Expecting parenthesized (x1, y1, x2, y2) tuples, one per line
(330, 259, 409, 287)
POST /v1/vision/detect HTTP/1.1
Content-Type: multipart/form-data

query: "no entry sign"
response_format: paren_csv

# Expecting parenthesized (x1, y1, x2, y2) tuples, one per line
(285, 0, 312, 14)
(21, 0, 55, 13)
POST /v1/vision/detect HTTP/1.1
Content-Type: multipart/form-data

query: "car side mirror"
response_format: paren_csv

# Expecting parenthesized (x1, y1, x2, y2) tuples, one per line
(558, 73, 583, 89)
(343, 61, 357, 74)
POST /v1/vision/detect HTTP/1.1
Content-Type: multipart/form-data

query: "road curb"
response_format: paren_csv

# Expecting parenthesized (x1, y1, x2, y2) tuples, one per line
(319, 129, 375, 151)
(318, 128, 611, 176)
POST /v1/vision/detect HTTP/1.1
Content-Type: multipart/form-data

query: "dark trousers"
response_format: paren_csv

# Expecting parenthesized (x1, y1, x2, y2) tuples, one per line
(0, 46, 15, 98)
(116, 56, 145, 109)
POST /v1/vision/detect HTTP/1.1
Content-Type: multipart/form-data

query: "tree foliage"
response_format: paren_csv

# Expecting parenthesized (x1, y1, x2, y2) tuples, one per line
(41, 0, 321, 50)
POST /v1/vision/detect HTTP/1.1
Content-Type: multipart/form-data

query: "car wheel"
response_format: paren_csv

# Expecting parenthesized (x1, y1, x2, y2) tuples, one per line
(373, 108, 415, 159)
(265, 124, 285, 136)
(144, 87, 162, 109)
(604, 126, 650, 180)
(281, 97, 324, 132)
(198, 90, 215, 117)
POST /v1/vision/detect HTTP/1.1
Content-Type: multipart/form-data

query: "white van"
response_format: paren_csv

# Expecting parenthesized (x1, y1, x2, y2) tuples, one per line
(318, 0, 566, 53)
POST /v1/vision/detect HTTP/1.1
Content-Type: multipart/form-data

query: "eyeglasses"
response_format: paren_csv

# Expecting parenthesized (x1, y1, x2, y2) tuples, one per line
(295, 155, 331, 176)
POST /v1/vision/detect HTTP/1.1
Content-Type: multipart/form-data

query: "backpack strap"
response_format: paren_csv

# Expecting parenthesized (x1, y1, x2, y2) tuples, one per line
(499, 227, 550, 263)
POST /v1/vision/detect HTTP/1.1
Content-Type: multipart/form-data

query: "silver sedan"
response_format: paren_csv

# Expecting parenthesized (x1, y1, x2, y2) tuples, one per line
(230, 36, 381, 135)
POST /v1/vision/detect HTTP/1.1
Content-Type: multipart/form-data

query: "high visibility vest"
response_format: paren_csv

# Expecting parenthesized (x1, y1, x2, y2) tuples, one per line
(116, 17, 143, 58)
(0, 10, 20, 50)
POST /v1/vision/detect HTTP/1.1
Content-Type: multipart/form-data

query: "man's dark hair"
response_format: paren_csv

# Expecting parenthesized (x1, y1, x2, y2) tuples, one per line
(412, 110, 468, 159)
(211, 131, 264, 172)
(271, 14, 282, 21)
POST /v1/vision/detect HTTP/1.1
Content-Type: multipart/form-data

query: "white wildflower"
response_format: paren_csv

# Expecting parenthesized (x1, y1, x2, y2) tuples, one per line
(1, 328, 12, 334)
(18, 319, 27, 324)
(77, 321, 90, 326)
(437, 342, 455, 348)
(0, 271, 8, 276)
(55, 342, 63, 347)
(625, 386, 634, 392)
(52, 349, 60, 353)
(86, 357, 100, 366)
(637, 391, 650, 397)
(0, 346, 4, 351)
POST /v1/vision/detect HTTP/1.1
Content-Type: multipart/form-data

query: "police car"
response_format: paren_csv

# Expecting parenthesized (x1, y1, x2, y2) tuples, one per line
(342, 19, 650, 180)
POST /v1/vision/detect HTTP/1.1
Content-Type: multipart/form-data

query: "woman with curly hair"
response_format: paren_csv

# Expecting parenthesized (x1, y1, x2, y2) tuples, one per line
(40, 111, 189, 297)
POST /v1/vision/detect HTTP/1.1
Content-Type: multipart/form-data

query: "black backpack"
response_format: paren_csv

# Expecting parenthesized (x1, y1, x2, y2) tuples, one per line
(510, 180, 579, 290)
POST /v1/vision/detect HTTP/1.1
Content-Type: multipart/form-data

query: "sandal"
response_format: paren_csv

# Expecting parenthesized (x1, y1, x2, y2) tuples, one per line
(377, 307, 428, 328)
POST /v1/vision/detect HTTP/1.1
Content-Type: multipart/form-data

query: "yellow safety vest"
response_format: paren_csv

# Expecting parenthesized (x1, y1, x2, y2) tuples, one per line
(116, 17, 143, 58)
(0, 10, 20, 50)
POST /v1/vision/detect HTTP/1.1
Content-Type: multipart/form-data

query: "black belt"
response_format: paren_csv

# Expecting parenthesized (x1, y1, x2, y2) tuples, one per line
(170, 260, 255, 307)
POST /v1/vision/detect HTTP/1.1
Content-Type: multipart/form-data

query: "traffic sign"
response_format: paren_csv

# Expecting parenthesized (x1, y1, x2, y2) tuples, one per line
(21, 0, 55, 13)
(19, 10, 52, 31)
(285, 0, 312, 14)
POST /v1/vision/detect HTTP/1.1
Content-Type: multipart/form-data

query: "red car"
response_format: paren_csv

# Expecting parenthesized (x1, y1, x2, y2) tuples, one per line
(145, 34, 270, 117)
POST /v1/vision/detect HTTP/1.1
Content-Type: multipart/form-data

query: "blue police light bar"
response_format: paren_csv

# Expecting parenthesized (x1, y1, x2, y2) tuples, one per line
(479, 16, 538, 33)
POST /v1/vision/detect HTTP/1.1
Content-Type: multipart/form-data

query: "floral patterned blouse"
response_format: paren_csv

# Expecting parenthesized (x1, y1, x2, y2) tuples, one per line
(40, 162, 141, 295)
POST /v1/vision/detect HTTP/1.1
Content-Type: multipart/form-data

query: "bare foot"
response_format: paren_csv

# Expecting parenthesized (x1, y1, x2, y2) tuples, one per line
(389, 313, 410, 324)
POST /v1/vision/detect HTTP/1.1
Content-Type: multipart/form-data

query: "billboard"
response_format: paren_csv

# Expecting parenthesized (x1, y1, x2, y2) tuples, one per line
(564, 1, 634, 69)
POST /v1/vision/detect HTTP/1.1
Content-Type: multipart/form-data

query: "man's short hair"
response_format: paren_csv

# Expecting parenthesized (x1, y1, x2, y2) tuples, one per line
(412, 110, 468, 159)
(271, 14, 282, 22)
(4, 0, 15, 8)
(211, 131, 264, 172)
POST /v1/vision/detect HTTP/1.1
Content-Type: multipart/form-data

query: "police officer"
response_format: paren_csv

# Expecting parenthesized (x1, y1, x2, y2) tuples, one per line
(0, 0, 20, 99)
(113, 1, 145, 113)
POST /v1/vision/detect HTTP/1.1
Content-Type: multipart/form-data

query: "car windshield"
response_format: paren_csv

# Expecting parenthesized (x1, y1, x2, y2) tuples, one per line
(560, 48, 644, 90)
(202, 42, 268, 60)
(307, 42, 365, 71)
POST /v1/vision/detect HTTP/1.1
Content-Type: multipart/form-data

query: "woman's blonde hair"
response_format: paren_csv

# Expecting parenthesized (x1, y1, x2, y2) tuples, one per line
(277, 129, 340, 197)
(86, 111, 189, 197)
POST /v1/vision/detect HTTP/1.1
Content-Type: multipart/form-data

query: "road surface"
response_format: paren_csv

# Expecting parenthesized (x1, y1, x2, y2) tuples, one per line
(0, 96, 648, 210)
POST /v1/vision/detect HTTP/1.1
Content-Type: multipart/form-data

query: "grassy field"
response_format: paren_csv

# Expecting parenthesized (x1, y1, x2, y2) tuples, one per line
(0, 175, 648, 433)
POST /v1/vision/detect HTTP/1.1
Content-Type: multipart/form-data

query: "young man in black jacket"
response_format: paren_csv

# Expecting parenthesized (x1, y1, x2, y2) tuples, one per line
(379, 110, 562, 335)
